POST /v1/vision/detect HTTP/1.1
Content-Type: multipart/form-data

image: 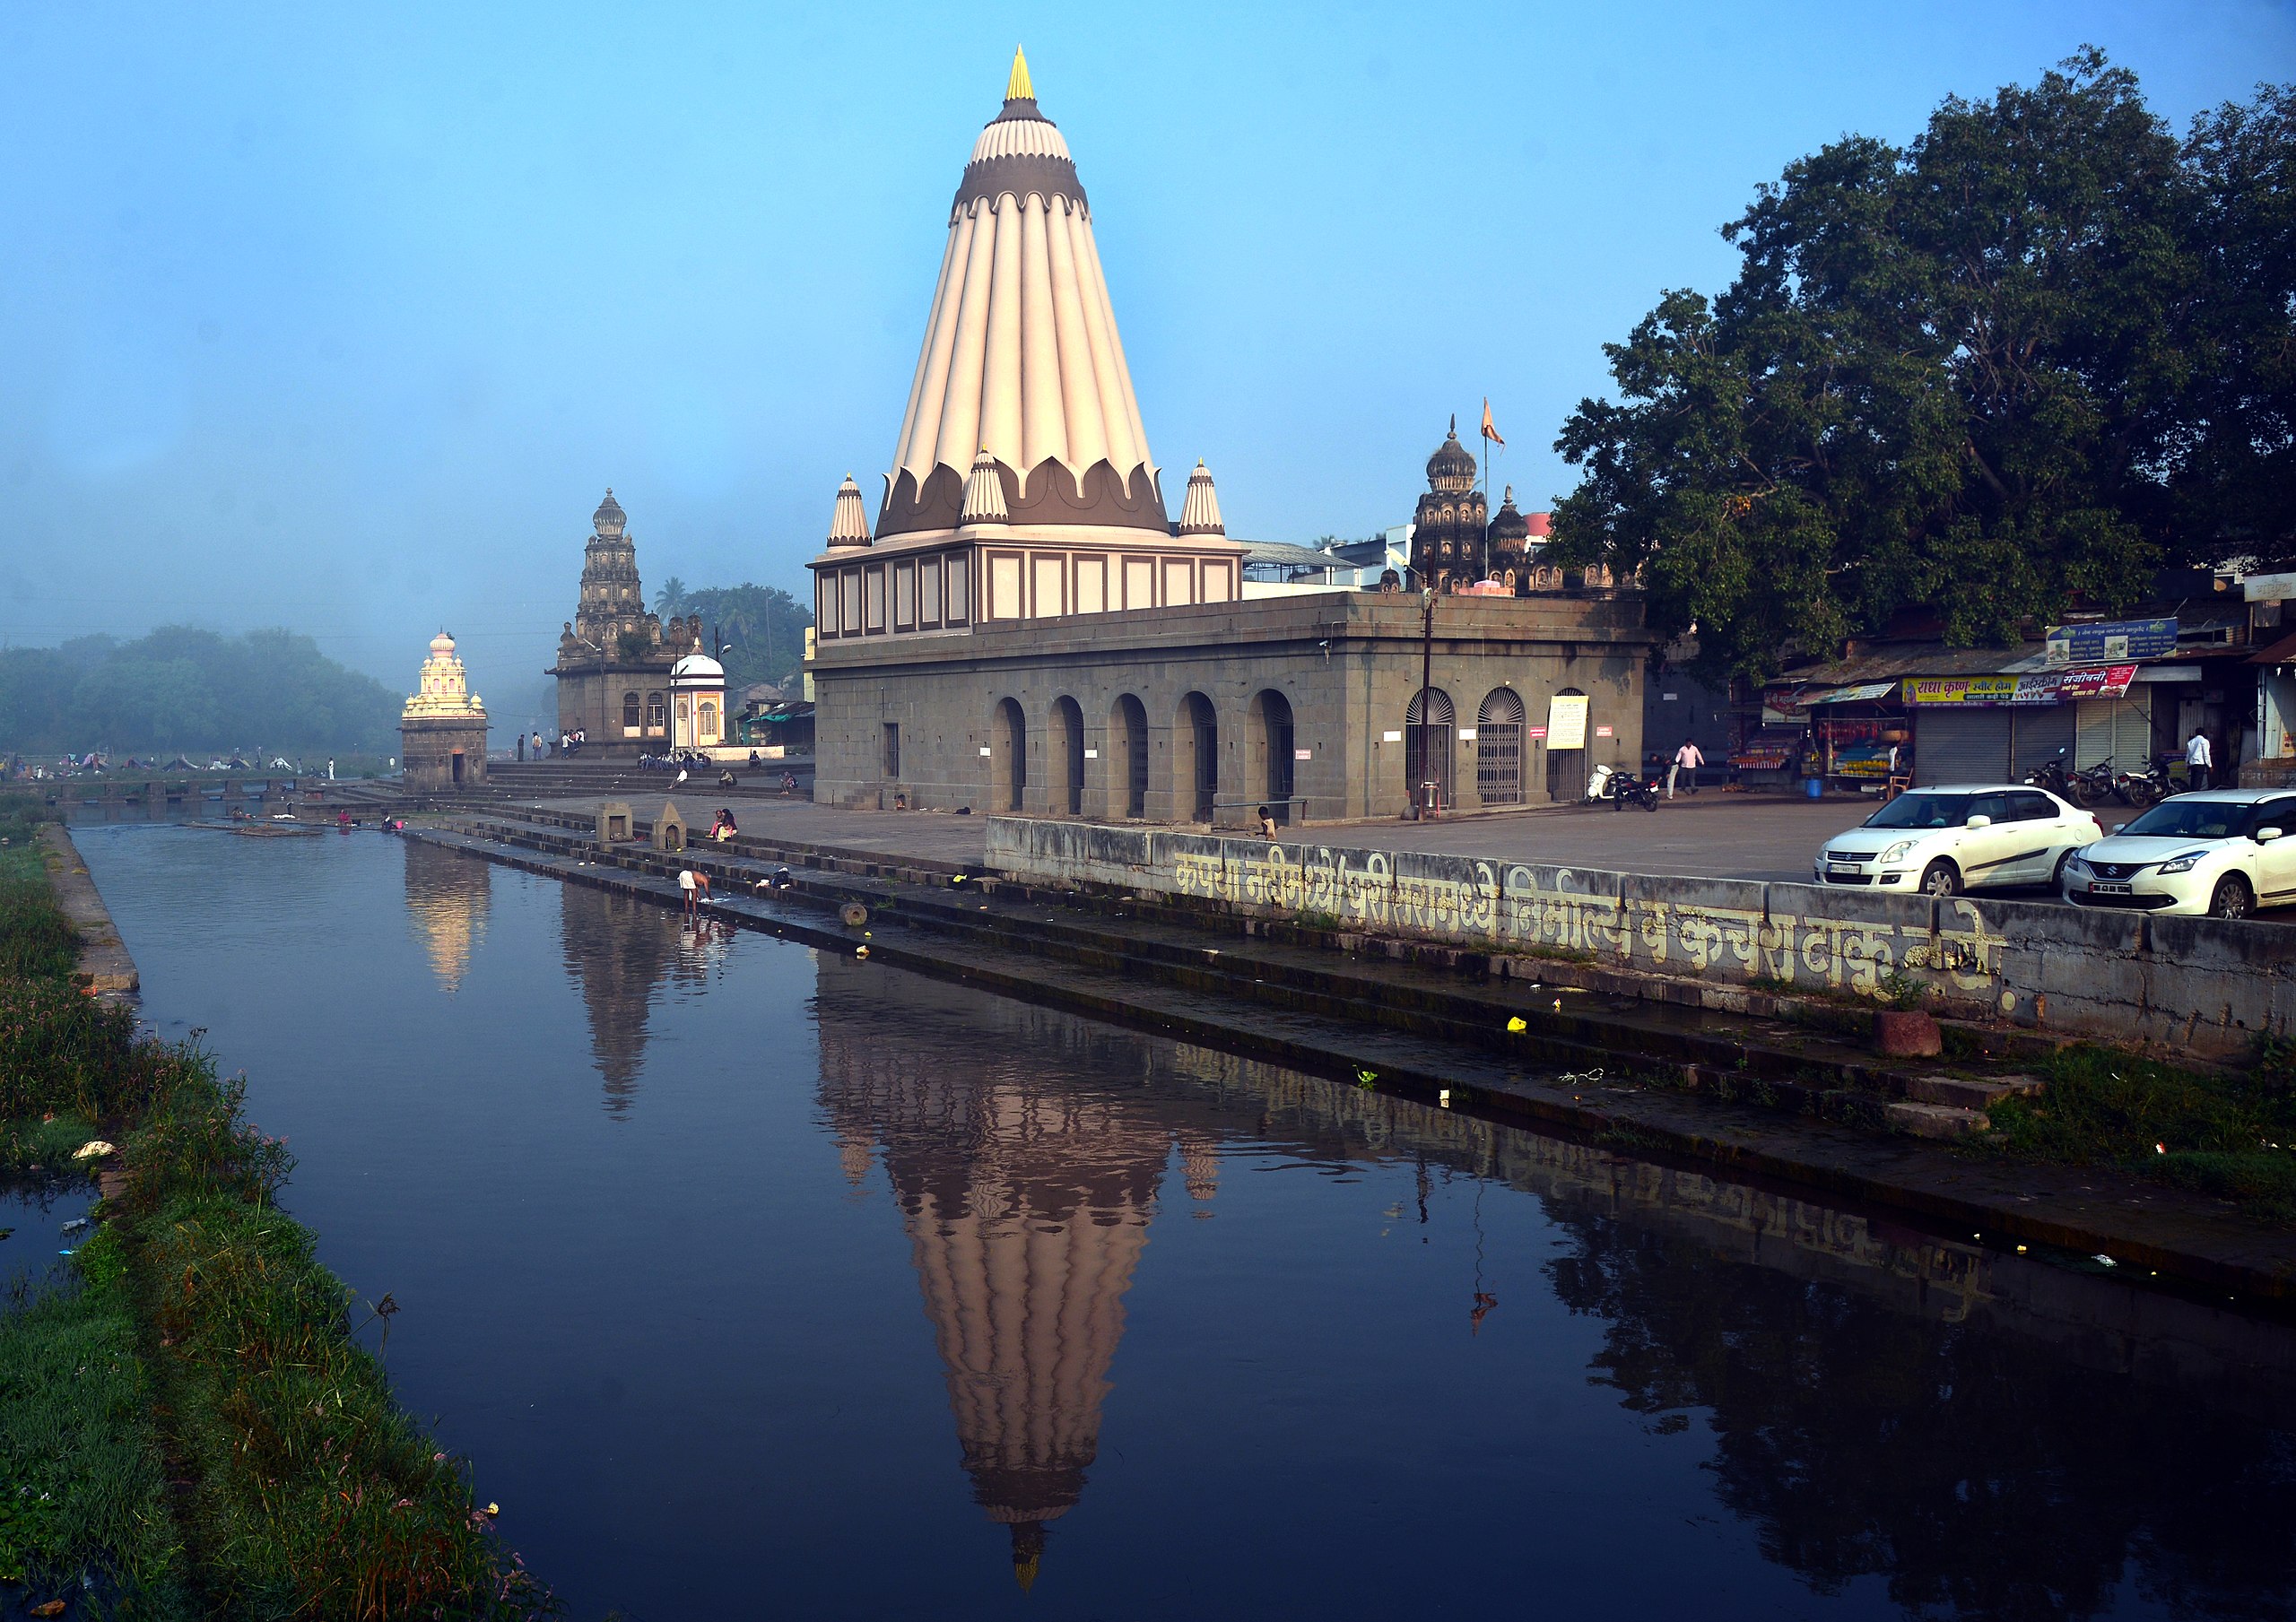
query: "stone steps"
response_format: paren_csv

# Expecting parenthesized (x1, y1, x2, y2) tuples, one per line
(445, 806, 2039, 1132)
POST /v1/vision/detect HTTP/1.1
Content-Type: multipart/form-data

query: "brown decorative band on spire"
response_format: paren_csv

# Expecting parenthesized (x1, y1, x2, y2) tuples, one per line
(952, 153, 1086, 214)
(879, 457, 1168, 537)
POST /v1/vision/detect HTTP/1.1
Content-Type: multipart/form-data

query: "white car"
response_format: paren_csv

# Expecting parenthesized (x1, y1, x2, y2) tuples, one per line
(1814, 785, 2103, 897)
(2063, 789, 2296, 919)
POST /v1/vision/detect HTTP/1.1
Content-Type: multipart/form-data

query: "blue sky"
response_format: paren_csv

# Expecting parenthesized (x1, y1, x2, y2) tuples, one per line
(4, 1, 2290, 721)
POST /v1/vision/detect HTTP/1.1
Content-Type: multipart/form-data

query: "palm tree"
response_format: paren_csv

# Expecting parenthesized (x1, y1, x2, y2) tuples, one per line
(653, 577, 689, 617)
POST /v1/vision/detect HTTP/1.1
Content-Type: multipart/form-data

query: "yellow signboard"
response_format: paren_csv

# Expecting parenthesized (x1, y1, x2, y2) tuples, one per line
(1906, 676, 2018, 705)
(1546, 694, 1589, 750)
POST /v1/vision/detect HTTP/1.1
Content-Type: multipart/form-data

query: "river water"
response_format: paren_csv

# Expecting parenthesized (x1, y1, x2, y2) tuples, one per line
(74, 824, 2296, 1619)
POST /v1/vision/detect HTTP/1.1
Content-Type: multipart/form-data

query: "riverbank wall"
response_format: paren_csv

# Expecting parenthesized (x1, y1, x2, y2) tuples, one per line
(985, 819, 2296, 1061)
(38, 823, 139, 1001)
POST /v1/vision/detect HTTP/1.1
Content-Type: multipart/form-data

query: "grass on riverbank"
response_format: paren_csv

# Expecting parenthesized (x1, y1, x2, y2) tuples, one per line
(1975, 1044, 2296, 1221)
(0, 820, 553, 1617)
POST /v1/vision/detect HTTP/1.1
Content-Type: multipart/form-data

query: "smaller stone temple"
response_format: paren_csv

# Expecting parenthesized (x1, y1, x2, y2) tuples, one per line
(400, 631, 489, 792)
(550, 489, 711, 754)
(1408, 420, 1488, 593)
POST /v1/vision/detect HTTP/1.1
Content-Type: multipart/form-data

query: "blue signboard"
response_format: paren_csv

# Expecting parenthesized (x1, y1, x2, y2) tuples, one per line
(2045, 617, 2178, 665)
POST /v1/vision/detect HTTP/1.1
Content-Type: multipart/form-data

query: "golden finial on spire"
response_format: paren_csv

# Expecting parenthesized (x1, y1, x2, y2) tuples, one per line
(1005, 44, 1033, 101)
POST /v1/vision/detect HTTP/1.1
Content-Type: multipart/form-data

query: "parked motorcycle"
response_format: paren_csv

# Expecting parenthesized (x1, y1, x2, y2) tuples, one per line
(1609, 768, 1662, 812)
(2023, 748, 2074, 798)
(2067, 755, 2122, 808)
(2112, 764, 2163, 809)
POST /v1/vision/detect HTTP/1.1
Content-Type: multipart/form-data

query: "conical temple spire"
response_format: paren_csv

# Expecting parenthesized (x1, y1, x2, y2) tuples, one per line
(827, 473, 872, 549)
(879, 56, 1165, 538)
(1177, 460, 1225, 536)
(961, 449, 1010, 525)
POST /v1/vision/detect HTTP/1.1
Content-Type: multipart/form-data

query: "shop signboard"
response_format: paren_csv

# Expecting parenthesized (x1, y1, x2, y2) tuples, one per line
(2045, 618, 2176, 665)
(1907, 676, 2021, 706)
(1546, 695, 1589, 750)
(2055, 664, 2139, 700)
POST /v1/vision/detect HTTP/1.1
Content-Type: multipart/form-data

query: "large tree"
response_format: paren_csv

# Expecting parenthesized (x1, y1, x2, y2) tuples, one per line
(1545, 51, 2296, 684)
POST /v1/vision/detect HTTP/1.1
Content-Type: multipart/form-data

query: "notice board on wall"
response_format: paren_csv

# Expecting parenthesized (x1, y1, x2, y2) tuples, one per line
(1547, 694, 1589, 750)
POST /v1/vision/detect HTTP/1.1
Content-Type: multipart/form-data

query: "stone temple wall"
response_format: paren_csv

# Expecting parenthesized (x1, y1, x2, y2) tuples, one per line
(807, 592, 1655, 824)
(400, 716, 489, 794)
(985, 817, 2296, 1059)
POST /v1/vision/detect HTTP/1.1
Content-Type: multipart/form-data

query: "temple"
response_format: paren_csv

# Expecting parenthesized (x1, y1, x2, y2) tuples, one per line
(549, 490, 711, 752)
(804, 48, 1653, 820)
(399, 630, 489, 792)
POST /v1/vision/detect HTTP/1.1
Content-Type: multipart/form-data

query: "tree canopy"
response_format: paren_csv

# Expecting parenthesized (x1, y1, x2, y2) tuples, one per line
(651, 579, 813, 693)
(1545, 51, 2295, 684)
(0, 628, 403, 755)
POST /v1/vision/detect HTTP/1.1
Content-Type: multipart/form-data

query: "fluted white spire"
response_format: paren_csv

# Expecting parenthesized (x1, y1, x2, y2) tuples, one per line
(960, 448, 1009, 525)
(881, 57, 1162, 537)
(827, 473, 872, 548)
(1177, 460, 1224, 536)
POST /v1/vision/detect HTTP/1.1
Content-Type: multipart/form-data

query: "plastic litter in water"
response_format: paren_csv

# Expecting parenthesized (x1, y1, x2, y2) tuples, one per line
(1506, 1016, 1527, 1033)
(2092, 1254, 2118, 1267)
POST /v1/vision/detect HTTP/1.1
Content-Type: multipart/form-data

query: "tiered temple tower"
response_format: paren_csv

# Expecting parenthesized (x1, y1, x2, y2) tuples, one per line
(1409, 420, 1487, 592)
(549, 490, 707, 752)
(399, 630, 488, 792)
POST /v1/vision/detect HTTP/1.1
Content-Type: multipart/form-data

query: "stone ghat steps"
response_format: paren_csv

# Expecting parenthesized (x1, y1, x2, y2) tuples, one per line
(498, 804, 978, 889)
(446, 807, 1996, 1132)
(416, 819, 2296, 1300)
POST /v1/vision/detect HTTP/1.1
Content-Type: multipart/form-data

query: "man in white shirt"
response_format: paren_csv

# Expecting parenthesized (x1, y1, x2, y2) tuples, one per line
(2185, 728, 2213, 792)
(1667, 737, 1706, 799)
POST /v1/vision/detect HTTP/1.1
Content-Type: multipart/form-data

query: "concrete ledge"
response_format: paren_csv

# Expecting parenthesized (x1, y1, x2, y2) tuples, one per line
(38, 824, 139, 1000)
(987, 817, 2296, 1058)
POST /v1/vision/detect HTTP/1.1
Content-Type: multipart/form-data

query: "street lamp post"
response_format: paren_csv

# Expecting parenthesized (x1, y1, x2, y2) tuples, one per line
(1417, 586, 1435, 818)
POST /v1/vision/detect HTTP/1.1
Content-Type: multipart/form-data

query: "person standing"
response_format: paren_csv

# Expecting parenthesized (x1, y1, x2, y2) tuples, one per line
(2186, 726, 2214, 792)
(1667, 737, 1705, 799)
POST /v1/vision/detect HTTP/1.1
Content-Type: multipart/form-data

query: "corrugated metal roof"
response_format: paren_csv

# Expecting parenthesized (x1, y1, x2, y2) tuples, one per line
(1236, 539, 1349, 568)
(1771, 643, 2053, 689)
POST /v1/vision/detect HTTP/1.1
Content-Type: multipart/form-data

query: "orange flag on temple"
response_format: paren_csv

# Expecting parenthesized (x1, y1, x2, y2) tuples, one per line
(1480, 398, 1504, 447)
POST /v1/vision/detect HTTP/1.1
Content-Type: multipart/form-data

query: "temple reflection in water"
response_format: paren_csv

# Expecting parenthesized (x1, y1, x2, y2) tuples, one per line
(402, 837, 491, 993)
(555, 880, 730, 1115)
(812, 950, 2296, 1611)
(813, 956, 1218, 1586)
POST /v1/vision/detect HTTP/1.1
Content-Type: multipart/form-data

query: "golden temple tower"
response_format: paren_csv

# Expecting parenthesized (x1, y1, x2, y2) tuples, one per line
(399, 630, 489, 793)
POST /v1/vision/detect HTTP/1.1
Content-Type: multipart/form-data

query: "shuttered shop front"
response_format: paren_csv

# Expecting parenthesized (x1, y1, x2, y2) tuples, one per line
(2075, 693, 2152, 770)
(1913, 708, 2011, 785)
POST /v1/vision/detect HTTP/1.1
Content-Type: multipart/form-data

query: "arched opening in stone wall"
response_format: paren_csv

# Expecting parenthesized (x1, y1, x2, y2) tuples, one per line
(1176, 691, 1218, 823)
(1405, 688, 1455, 812)
(1546, 686, 1589, 803)
(992, 698, 1027, 814)
(1111, 694, 1149, 820)
(1476, 688, 1526, 806)
(622, 691, 640, 731)
(1050, 696, 1085, 817)
(1248, 689, 1296, 824)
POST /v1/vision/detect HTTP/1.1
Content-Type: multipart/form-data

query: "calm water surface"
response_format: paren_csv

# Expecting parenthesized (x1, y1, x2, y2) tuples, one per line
(76, 825, 2296, 1619)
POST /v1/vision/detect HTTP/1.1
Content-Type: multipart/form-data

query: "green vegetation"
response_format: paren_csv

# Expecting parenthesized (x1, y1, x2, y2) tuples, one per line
(0, 836, 552, 1616)
(652, 577, 813, 691)
(0, 627, 402, 756)
(1547, 52, 2296, 684)
(0, 796, 55, 889)
(1976, 1043, 2296, 1220)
